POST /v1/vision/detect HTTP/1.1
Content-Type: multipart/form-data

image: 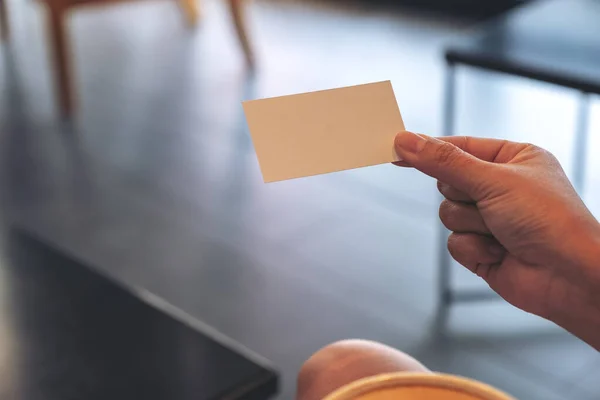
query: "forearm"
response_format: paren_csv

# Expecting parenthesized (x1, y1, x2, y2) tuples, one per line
(551, 292, 600, 351)
(550, 224, 600, 350)
(550, 291, 600, 351)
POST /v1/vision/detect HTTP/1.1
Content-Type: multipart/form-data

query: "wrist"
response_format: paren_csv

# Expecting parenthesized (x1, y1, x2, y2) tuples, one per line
(575, 220, 600, 291)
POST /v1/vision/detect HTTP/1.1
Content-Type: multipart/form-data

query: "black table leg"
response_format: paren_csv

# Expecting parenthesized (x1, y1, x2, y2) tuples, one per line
(436, 216, 452, 333)
(437, 62, 456, 321)
(442, 62, 456, 139)
(573, 92, 590, 194)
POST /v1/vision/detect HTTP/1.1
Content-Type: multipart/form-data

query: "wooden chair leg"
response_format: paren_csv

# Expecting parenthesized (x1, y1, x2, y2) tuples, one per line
(179, 0, 200, 27)
(228, 0, 254, 68)
(47, 2, 74, 116)
(0, 0, 9, 41)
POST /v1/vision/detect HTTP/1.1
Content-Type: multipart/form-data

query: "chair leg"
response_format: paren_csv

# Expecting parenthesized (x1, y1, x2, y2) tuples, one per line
(179, 0, 199, 27)
(0, 0, 9, 41)
(47, 1, 74, 116)
(228, 0, 254, 68)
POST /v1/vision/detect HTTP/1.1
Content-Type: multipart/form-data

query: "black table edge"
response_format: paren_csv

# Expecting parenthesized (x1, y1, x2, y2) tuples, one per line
(442, 0, 600, 95)
(134, 290, 279, 399)
(216, 369, 279, 400)
(7, 226, 280, 399)
(444, 50, 600, 95)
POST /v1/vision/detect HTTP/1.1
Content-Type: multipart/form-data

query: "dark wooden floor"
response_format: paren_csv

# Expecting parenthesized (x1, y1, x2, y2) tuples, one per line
(1, 0, 600, 398)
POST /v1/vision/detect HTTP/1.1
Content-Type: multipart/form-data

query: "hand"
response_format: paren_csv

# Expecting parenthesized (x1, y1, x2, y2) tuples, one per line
(394, 131, 600, 348)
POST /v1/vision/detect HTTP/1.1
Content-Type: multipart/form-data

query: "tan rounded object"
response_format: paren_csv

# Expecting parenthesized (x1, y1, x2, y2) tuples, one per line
(324, 372, 516, 400)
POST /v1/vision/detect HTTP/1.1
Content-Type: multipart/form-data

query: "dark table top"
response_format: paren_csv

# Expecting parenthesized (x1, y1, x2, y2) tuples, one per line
(445, 0, 600, 94)
(0, 229, 278, 400)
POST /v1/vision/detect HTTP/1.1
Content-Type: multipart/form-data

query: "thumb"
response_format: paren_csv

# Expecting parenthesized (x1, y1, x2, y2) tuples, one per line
(394, 131, 491, 200)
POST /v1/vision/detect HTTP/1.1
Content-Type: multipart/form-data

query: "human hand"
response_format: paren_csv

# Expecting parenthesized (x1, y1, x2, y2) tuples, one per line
(394, 131, 600, 348)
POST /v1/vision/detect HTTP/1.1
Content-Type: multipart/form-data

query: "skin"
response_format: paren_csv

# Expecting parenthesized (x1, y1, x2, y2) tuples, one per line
(295, 132, 600, 400)
(394, 131, 600, 350)
(296, 340, 430, 400)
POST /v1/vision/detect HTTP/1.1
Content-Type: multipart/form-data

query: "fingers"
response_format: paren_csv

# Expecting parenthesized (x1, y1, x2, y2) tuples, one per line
(394, 132, 493, 201)
(437, 181, 472, 203)
(436, 136, 527, 164)
(439, 200, 490, 235)
(447, 233, 506, 277)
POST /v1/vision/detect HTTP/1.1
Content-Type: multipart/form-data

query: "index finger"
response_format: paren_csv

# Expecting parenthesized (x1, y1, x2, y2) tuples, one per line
(437, 136, 524, 164)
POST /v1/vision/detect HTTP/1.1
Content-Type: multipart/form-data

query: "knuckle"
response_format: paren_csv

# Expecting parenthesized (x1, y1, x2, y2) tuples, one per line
(526, 143, 559, 163)
(447, 234, 460, 259)
(541, 148, 559, 164)
(437, 180, 446, 193)
(438, 200, 456, 229)
(447, 233, 478, 272)
(433, 142, 459, 165)
(523, 142, 542, 153)
(437, 181, 453, 198)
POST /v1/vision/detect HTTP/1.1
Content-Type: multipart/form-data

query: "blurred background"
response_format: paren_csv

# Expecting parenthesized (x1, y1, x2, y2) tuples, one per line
(1, 0, 599, 399)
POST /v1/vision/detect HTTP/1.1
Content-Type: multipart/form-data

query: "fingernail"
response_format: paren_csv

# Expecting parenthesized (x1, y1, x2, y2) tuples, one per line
(489, 244, 505, 257)
(395, 131, 427, 155)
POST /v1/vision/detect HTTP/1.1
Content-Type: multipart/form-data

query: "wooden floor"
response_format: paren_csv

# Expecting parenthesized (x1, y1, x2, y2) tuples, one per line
(1, 0, 600, 398)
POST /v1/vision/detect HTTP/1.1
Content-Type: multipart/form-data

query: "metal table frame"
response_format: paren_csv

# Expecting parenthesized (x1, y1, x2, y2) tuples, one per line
(437, 58, 593, 316)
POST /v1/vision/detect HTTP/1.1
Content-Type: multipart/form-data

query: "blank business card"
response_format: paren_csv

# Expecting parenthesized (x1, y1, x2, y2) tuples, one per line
(242, 81, 405, 183)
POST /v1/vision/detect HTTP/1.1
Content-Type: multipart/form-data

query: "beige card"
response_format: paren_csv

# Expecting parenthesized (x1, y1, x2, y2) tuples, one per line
(243, 81, 404, 183)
